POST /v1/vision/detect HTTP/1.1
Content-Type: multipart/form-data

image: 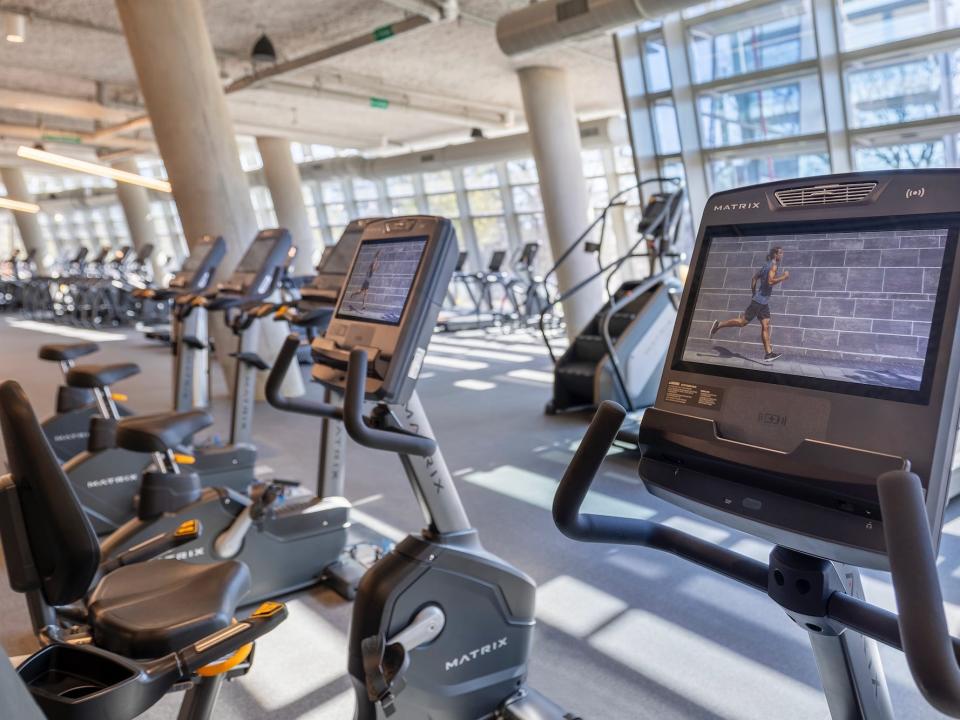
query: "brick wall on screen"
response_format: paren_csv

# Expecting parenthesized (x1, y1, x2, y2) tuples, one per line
(688, 230, 946, 370)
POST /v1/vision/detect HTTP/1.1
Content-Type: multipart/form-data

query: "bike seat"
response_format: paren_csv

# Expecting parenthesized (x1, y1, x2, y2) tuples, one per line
(116, 410, 213, 453)
(67, 363, 140, 389)
(88, 558, 250, 658)
(38, 342, 99, 363)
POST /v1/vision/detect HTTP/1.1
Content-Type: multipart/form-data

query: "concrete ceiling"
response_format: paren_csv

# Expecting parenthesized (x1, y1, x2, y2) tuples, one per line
(0, 0, 624, 167)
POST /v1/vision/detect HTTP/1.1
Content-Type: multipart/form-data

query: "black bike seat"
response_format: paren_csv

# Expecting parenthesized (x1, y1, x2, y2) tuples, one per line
(115, 410, 213, 453)
(88, 559, 250, 658)
(67, 363, 140, 388)
(38, 342, 99, 363)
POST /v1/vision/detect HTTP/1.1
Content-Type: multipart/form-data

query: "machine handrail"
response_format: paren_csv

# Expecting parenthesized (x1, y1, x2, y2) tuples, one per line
(537, 178, 682, 365)
(878, 469, 960, 716)
(265, 334, 341, 419)
(555, 403, 960, 717)
(344, 349, 437, 458)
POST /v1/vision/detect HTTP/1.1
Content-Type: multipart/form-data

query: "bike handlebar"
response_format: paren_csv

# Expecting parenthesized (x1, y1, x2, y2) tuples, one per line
(556, 403, 960, 718)
(344, 349, 437, 458)
(265, 335, 341, 419)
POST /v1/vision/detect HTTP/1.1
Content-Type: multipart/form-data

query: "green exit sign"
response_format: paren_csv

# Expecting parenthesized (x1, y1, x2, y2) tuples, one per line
(41, 133, 82, 144)
(370, 97, 390, 110)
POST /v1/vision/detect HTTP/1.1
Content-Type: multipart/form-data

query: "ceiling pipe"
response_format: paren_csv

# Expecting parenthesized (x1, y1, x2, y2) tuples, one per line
(260, 79, 511, 130)
(496, 0, 700, 56)
(0, 89, 134, 124)
(90, 115, 151, 141)
(297, 116, 627, 181)
(92, 10, 451, 144)
(224, 15, 434, 94)
(0, 122, 156, 152)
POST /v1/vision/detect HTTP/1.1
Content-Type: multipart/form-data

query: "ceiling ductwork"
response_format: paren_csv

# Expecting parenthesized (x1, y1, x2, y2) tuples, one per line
(496, 0, 698, 56)
(298, 116, 626, 181)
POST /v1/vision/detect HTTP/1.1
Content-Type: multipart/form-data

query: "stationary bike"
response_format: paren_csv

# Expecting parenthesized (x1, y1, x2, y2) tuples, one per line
(55, 230, 290, 534)
(37, 234, 226, 463)
(97, 229, 380, 603)
(269, 215, 578, 719)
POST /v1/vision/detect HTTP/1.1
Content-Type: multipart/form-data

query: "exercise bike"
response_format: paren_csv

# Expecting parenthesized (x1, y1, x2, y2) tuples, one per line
(37, 234, 226, 463)
(54, 229, 291, 534)
(269, 215, 579, 719)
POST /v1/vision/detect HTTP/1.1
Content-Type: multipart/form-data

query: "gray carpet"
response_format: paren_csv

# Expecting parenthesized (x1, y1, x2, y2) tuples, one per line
(0, 317, 955, 719)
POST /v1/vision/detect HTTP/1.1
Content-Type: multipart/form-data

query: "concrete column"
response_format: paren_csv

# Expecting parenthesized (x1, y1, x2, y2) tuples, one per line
(518, 66, 601, 341)
(1, 167, 49, 271)
(111, 158, 163, 278)
(115, 0, 301, 397)
(256, 136, 315, 275)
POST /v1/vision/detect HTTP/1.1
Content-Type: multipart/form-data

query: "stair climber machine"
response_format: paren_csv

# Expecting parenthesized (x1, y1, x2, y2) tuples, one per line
(37, 235, 226, 462)
(259, 215, 579, 718)
(556, 170, 960, 719)
(542, 178, 686, 415)
(94, 227, 391, 603)
(54, 230, 291, 535)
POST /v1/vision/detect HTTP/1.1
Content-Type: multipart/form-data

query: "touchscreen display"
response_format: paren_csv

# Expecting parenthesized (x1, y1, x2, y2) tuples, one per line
(182, 242, 214, 272)
(677, 227, 951, 395)
(318, 229, 362, 276)
(337, 237, 427, 326)
(237, 239, 276, 273)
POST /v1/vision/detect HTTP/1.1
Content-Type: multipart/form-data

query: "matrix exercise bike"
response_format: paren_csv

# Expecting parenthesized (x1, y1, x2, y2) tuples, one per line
(270, 215, 579, 719)
(54, 230, 290, 534)
(37, 234, 226, 462)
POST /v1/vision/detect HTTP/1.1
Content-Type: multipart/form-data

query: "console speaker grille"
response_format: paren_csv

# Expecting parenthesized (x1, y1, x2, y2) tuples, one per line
(774, 182, 877, 207)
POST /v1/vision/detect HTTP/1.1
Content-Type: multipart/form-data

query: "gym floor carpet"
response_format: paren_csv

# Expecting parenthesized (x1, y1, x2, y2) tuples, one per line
(0, 317, 955, 719)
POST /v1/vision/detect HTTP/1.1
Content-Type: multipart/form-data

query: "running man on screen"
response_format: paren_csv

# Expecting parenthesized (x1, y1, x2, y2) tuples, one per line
(709, 246, 789, 363)
(349, 249, 382, 310)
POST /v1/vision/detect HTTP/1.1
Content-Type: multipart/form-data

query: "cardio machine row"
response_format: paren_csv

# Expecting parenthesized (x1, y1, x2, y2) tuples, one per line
(6, 169, 960, 720)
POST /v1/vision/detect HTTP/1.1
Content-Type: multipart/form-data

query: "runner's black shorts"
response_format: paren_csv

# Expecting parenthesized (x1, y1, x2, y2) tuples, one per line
(744, 300, 771, 322)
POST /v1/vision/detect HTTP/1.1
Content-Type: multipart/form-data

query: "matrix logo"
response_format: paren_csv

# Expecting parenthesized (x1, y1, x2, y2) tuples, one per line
(162, 547, 205, 560)
(757, 412, 787, 426)
(53, 431, 89, 442)
(86, 473, 139, 489)
(713, 202, 760, 211)
(444, 638, 508, 671)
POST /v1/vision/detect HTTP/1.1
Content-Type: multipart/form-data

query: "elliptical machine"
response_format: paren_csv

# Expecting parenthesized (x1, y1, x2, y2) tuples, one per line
(555, 171, 960, 719)
(268, 215, 578, 719)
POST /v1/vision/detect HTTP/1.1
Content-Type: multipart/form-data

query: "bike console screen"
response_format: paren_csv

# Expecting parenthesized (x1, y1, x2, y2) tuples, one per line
(336, 237, 427, 326)
(674, 219, 957, 403)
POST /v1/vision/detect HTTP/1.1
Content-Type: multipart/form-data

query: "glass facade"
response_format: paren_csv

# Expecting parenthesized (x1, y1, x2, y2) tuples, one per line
(617, 0, 960, 213)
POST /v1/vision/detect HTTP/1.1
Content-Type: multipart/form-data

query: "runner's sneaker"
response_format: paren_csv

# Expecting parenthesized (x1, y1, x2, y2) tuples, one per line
(709, 320, 719, 337)
(763, 352, 782, 363)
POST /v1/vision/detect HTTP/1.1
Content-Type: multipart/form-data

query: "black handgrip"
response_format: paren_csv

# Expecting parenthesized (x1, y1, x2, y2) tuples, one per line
(878, 470, 960, 717)
(553, 401, 770, 590)
(265, 334, 341, 419)
(344, 349, 437, 457)
(175, 601, 288, 675)
(553, 400, 629, 541)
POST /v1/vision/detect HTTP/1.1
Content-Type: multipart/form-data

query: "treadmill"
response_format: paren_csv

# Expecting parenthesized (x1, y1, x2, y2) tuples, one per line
(557, 170, 960, 719)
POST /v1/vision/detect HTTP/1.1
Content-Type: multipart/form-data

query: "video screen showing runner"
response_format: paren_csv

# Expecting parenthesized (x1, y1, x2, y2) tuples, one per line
(337, 237, 427, 325)
(678, 228, 949, 392)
